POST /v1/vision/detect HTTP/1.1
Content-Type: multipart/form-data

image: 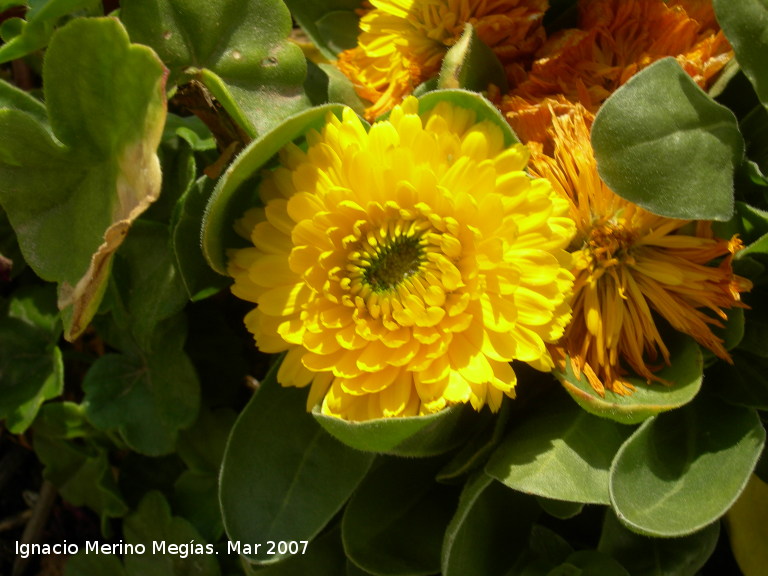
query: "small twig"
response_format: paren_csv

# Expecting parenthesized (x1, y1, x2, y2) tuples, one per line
(0, 509, 33, 533)
(11, 481, 58, 576)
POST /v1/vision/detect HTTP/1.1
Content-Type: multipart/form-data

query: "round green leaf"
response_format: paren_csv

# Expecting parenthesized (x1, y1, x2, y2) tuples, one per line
(201, 104, 346, 274)
(714, 0, 768, 110)
(598, 511, 720, 576)
(121, 0, 310, 137)
(342, 456, 459, 576)
(486, 391, 634, 505)
(558, 335, 703, 425)
(609, 395, 766, 536)
(313, 404, 483, 457)
(592, 57, 743, 221)
(219, 362, 374, 565)
(123, 491, 221, 576)
(82, 316, 200, 456)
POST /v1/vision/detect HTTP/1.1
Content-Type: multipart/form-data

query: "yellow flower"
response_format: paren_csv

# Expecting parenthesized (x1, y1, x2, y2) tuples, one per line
(228, 96, 575, 420)
(502, 0, 733, 141)
(527, 106, 751, 395)
(337, 0, 548, 121)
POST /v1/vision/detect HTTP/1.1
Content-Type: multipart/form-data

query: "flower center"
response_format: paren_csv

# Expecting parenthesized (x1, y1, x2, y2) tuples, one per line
(587, 220, 637, 269)
(363, 234, 424, 292)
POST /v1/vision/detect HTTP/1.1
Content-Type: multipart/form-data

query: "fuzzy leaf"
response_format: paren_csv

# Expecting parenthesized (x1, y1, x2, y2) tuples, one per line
(592, 58, 742, 221)
(714, 0, 768, 110)
(486, 392, 634, 504)
(599, 512, 719, 576)
(609, 395, 766, 536)
(342, 457, 460, 576)
(442, 473, 539, 576)
(219, 362, 374, 564)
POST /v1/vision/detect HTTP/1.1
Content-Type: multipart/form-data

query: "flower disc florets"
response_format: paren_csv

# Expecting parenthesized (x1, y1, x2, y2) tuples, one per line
(229, 97, 576, 420)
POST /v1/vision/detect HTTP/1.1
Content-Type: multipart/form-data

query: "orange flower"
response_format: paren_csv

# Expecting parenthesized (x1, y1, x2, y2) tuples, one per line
(502, 0, 732, 142)
(527, 106, 751, 395)
(337, 0, 548, 120)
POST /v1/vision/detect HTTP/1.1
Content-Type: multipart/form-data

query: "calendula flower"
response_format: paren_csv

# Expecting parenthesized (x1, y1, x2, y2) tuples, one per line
(527, 106, 751, 395)
(502, 0, 732, 140)
(228, 96, 575, 420)
(337, 0, 548, 121)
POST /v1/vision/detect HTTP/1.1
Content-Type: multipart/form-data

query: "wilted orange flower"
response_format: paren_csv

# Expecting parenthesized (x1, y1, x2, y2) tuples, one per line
(338, 0, 548, 120)
(502, 0, 733, 142)
(528, 106, 751, 395)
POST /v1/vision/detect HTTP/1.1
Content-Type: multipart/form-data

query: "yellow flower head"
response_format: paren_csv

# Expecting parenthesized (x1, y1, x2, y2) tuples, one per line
(337, 0, 549, 121)
(228, 97, 576, 420)
(502, 0, 733, 139)
(527, 106, 751, 395)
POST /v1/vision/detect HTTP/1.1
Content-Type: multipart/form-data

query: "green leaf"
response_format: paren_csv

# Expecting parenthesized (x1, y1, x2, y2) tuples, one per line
(305, 61, 367, 114)
(609, 395, 766, 536)
(0, 77, 46, 121)
(34, 436, 129, 526)
(172, 408, 236, 541)
(171, 176, 229, 301)
(202, 104, 346, 274)
(0, 285, 63, 433)
(342, 456, 460, 576)
(486, 392, 634, 504)
(313, 403, 484, 457)
(557, 335, 703, 425)
(548, 551, 630, 576)
(438, 24, 508, 93)
(713, 0, 768, 110)
(437, 397, 512, 481)
(592, 57, 743, 221)
(707, 351, 768, 410)
(726, 474, 768, 576)
(536, 497, 584, 520)
(598, 511, 719, 576)
(32, 401, 91, 439)
(163, 113, 217, 152)
(65, 552, 127, 576)
(123, 491, 221, 576)
(0, 17, 167, 340)
(283, 0, 362, 60)
(442, 473, 540, 576)
(254, 524, 347, 576)
(0, 0, 103, 64)
(110, 220, 190, 351)
(82, 316, 200, 456)
(120, 0, 309, 138)
(220, 361, 374, 564)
